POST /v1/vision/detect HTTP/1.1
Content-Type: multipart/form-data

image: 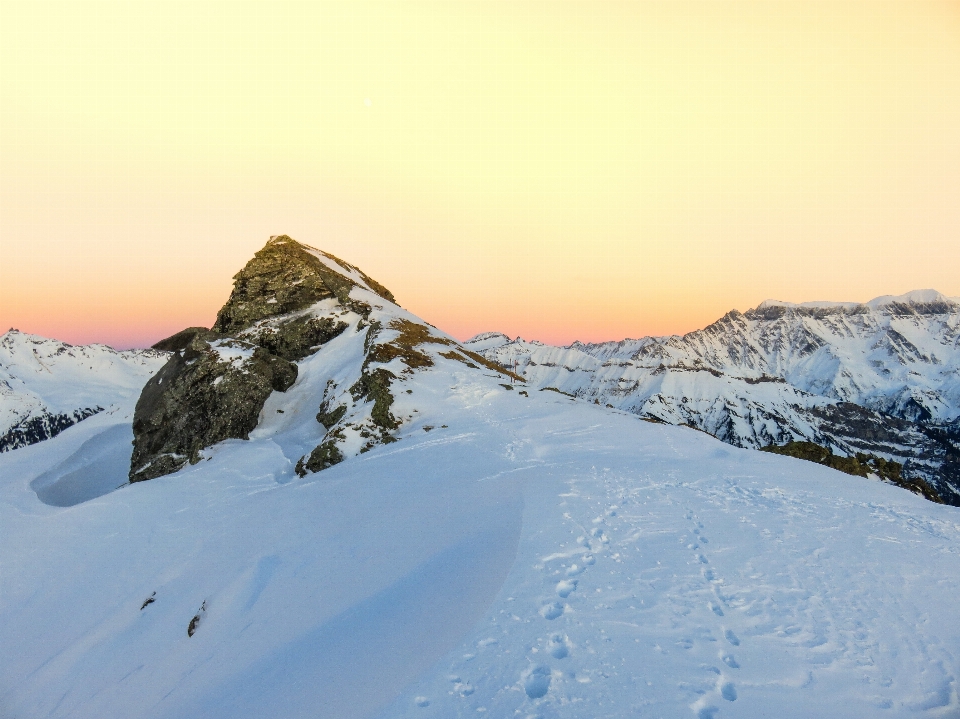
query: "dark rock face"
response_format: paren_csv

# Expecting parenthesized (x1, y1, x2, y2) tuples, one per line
(151, 327, 221, 352)
(130, 337, 297, 482)
(130, 235, 395, 483)
(212, 235, 394, 335)
(761, 440, 943, 503)
(776, 402, 960, 505)
(295, 440, 344, 476)
(239, 315, 349, 362)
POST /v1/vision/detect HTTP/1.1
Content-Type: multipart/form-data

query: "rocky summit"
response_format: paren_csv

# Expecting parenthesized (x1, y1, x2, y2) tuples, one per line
(128, 235, 517, 483)
(212, 235, 394, 335)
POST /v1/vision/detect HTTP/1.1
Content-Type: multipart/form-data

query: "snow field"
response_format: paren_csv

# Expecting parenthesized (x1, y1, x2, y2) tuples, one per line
(2, 358, 960, 718)
(383, 386, 960, 718)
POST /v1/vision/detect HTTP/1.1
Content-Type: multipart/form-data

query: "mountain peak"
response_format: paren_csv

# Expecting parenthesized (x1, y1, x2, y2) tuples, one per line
(212, 236, 395, 335)
(752, 289, 957, 315)
(865, 289, 955, 309)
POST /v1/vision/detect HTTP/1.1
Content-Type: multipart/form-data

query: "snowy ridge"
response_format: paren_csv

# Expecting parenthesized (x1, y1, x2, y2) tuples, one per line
(467, 291, 960, 499)
(0, 330, 167, 451)
(3, 351, 960, 717)
(755, 288, 958, 311)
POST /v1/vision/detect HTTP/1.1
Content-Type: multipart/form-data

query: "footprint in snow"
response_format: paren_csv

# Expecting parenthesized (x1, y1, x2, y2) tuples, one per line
(556, 579, 578, 598)
(540, 602, 564, 620)
(724, 629, 740, 646)
(566, 564, 585, 577)
(447, 674, 475, 696)
(547, 633, 568, 659)
(719, 680, 737, 701)
(709, 602, 724, 617)
(522, 664, 551, 699)
(721, 653, 740, 669)
(414, 696, 430, 707)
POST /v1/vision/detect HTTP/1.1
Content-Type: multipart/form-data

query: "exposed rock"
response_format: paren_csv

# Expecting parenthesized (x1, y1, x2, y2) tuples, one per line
(761, 440, 944, 503)
(130, 337, 297, 482)
(295, 440, 344, 477)
(212, 235, 394, 335)
(187, 600, 206, 637)
(316, 402, 347, 429)
(350, 368, 400, 431)
(151, 327, 221, 352)
(238, 314, 349, 362)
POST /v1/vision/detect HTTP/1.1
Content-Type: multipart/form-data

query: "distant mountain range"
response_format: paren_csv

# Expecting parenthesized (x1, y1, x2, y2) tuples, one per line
(468, 289, 960, 503)
(0, 331, 166, 452)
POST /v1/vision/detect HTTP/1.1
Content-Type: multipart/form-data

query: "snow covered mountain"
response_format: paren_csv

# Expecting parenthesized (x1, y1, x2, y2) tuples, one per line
(3, 238, 960, 718)
(0, 330, 167, 453)
(467, 291, 960, 502)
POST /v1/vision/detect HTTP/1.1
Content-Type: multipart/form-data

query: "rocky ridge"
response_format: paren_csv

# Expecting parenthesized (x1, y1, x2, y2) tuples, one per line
(130, 235, 520, 482)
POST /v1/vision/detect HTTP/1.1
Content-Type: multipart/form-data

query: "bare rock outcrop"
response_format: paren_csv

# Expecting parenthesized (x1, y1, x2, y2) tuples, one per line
(130, 337, 297, 481)
(129, 236, 391, 482)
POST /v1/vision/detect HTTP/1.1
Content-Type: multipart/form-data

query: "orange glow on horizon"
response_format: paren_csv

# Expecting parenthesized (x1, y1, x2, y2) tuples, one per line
(2, 2, 959, 349)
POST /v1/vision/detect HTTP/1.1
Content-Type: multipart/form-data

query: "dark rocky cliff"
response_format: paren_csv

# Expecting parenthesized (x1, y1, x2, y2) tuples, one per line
(129, 236, 392, 482)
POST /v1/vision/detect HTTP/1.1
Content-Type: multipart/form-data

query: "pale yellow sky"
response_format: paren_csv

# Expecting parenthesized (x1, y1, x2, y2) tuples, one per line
(1, 1, 959, 347)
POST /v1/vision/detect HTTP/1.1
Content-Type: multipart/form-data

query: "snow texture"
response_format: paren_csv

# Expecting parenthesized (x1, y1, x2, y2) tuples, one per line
(3, 334, 960, 717)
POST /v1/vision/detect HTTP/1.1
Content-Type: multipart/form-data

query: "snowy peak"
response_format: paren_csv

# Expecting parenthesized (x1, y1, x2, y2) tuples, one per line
(751, 289, 958, 317)
(463, 332, 512, 350)
(471, 289, 960, 501)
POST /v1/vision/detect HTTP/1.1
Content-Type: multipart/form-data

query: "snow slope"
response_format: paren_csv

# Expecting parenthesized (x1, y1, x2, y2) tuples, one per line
(3, 359, 960, 717)
(0, 330, 167, 452)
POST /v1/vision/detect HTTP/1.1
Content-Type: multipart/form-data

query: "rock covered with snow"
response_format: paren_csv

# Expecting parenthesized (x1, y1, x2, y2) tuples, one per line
(129, 235, 520, 484)
(130, 336, 299, 481)
(212, 234, 394, 335)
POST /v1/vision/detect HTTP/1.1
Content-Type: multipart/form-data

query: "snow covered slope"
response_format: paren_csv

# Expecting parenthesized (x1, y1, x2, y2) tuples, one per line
(0, 330, 167, 452)
(3, 364, 960, 718)
(3, 240, 960, 718)
(468, 291, 960, 501)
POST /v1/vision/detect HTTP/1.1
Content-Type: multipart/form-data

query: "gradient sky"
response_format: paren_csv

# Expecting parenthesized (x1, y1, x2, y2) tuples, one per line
(2, 1, 959, 349)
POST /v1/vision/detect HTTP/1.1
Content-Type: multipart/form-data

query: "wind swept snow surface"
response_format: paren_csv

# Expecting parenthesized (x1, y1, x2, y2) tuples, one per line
(2, 373, 960, 717)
